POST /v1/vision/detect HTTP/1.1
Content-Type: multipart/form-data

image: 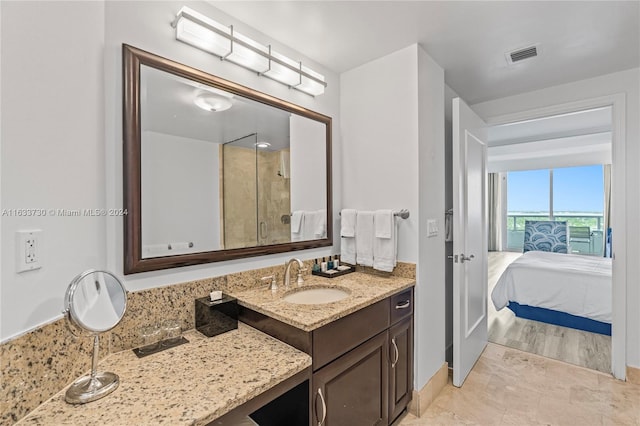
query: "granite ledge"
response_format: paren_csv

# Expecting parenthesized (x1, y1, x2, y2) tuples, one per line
(15, 324, 311, 426)
(227, 272, 416, 332)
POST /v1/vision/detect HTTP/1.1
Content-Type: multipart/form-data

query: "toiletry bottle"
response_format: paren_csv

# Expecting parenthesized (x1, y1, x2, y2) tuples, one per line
(321, 257, 328, 272)
(313, 259, 320, 272)
(327, 257, 334, 270)
(333, 255, 340, 268)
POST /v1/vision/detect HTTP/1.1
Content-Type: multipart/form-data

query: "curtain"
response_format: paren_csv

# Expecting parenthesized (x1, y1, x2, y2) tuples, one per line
(603, 164, 612, 257)
(488, 173, 503, 251)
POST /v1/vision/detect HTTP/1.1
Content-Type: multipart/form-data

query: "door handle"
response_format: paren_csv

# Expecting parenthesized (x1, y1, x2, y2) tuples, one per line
(315, 388, 326, 426)
(460, 254, 475, 263)
(395, 300, 411, 309)
(259, 221, 268, 240)
(391, 338, 399, 368)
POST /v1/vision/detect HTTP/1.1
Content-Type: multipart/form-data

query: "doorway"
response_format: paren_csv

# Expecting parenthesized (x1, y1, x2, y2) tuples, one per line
(487, 107, 612, 373)
(482, 96, 626, 379)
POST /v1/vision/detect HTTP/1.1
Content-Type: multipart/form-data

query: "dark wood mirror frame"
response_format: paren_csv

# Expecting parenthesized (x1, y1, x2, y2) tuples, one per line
(123, 44, 332, 274)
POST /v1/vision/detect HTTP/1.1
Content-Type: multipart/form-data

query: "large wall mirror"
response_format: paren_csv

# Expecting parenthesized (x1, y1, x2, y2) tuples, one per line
(123, 45, 332, 274)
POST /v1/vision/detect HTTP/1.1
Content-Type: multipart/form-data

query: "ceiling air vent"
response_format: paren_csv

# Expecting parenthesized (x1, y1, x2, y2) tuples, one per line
(506, 44, 540, 64)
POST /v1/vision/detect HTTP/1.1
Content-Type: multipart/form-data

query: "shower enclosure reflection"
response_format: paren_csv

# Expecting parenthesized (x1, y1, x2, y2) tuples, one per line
(222, 133, 292, 249)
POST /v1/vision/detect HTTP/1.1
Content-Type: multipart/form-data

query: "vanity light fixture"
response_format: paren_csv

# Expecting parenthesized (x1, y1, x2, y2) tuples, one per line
(172, 6, 326, 96)
(194, 93, 232, 112)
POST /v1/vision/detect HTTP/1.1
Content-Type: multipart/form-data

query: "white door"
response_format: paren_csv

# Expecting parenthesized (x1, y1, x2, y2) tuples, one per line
(452, 98, 488, 387)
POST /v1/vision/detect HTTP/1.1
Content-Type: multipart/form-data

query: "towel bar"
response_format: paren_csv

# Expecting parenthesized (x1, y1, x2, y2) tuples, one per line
(339, 209, 410, 219)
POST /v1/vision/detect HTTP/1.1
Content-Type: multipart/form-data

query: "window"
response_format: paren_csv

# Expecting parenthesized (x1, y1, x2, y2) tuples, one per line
(506, 165, 604, 254)
(507, 169, 550, 232)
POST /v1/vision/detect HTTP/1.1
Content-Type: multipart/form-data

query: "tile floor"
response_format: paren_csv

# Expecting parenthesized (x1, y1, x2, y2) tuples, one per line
(398, 343, 640, 425)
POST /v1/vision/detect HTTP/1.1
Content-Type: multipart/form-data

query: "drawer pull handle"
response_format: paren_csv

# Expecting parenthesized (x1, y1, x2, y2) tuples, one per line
(395, 300, 411, 309)
(316, 388, 326, 426)
(391, 337, 399, 368)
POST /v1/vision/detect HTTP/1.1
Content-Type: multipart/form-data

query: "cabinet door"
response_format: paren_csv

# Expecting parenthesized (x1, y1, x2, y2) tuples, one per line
(389, 316, 413, 423)
(312, 331, 389, 426)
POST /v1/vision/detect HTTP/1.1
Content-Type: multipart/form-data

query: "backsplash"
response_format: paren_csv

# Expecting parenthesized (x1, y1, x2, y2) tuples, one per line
(0, 319, 95, 424)
(356, 261, 416, 280)
(0, 259, 415, 425)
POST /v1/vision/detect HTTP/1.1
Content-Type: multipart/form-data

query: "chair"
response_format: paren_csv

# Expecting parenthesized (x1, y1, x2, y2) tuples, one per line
(569, 226, 591, 253)
(523, 220, 568, 253)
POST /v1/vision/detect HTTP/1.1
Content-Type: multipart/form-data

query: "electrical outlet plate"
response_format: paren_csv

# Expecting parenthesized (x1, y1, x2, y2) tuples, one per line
(16, 230, 42, 273)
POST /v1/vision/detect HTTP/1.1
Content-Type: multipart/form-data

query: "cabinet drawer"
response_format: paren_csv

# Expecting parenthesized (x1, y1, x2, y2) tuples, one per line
(313, 298, 389, 370)
(390, 288, 413, 325)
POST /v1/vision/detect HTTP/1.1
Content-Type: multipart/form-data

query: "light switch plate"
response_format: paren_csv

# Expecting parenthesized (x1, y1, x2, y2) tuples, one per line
(16, 230, 42, 273)
(427, 219, 438, 237)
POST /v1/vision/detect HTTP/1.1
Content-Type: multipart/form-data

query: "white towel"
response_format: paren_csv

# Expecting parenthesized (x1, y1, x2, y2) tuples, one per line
(291, 211, 303, 233)
(341, 209, 357, 265)
(301, 211, 318, 240)
(341, 209, 357, 237)
(341, 236, 356, 265)
(291, 211, 304, 242)
(279, 150, 290, 178)
(356, 211, 374, 267)
(314, 209, 327, 238)
(374, 210, 393, 238)
(374, 212, 397, 272)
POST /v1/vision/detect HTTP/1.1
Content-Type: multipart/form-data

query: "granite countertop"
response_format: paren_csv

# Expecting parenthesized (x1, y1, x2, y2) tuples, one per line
(16, 324, 311, 426)
(227, 272, 416, 332)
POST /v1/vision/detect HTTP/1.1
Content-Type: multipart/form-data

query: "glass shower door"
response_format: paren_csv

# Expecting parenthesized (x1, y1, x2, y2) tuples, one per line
(222, 133, 258, 249)
(256, 145, 291, 246)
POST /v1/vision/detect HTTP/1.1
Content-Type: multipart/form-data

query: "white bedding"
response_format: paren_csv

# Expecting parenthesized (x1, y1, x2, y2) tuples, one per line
(491, 251, 612, 323)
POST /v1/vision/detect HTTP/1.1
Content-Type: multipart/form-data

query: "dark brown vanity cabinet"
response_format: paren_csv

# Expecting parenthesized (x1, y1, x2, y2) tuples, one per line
(239, 286, 414, 426)
(312, 331, 389, 426)
(388, 289, 414, 423)
(389, 317, 413, 422)
(311, 288, 414, 426)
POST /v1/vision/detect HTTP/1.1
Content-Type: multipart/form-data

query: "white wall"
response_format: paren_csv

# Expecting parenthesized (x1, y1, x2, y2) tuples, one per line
(416, 47, 446, 388)
(290, 115, 327, 213)
(104, 1, 341, 292)
(1, 1, 106, 340)
(341, 45, 419, 263)
(472, 68, 640, 368)
(1, 0, 341, 341)
(141, 131, 220, 256)
(341, 44, 446, 389)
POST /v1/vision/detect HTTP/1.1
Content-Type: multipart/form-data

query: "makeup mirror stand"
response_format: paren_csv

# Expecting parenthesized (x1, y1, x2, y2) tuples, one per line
(65, 334, 119, 404)
(63, 270, 127, 404)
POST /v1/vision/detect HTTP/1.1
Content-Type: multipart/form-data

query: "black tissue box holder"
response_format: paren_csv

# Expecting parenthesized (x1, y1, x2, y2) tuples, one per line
(195, 294, 238, 337)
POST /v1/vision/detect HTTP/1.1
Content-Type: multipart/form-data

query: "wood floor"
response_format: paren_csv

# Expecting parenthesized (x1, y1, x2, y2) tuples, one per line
(398, 343, 640, 425)
(487, 251, 611, 374)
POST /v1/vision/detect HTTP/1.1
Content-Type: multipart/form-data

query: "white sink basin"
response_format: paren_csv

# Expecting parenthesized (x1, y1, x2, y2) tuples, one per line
(283, 287, 350, 305)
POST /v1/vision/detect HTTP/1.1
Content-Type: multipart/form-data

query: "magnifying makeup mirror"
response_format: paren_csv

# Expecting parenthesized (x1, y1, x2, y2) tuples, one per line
(63, 270, 127, 404)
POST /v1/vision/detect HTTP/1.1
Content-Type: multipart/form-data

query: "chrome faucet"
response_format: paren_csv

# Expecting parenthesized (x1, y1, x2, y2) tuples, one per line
(283, 258, 306, 287)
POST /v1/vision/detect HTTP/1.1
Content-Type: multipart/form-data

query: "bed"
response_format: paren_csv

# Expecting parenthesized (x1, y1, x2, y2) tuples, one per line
(491, 251, 612, 335)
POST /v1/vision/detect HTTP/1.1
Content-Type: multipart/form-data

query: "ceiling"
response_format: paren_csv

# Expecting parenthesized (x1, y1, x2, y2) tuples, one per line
(487, 106, 612, 146)
(211, 1, 639, 104)
(141, 64, 291, 150)
(487, 106, 612, 172)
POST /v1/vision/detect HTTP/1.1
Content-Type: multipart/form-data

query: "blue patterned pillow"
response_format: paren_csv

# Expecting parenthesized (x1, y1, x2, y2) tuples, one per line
(523, 220, 567, 253)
